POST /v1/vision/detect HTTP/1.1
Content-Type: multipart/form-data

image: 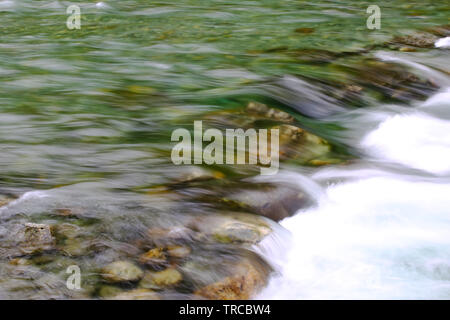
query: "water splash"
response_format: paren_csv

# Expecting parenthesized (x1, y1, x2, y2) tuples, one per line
(261, 56, 450, 299)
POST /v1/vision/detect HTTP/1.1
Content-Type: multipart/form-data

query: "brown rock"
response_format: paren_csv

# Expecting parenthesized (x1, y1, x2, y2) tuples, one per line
(17, 223, 55, 255)
(195, 260, 268, 300)
(246, 102, 294, 123)
(139, 248, 167, 267)
(294, 27, 315, 34)
(393, 33, 438, 48)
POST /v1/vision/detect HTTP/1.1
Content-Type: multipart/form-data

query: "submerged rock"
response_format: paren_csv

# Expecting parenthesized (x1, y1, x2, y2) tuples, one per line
(139, 248, 167, 267)
(341, 59, 439, 102)
(16, 223, 55, 255)
(139, 268, 183, 290)
(392, 33, 438, 48)
(54, 223, 82, 240)
(8, 258, 31, 266)
(192, 212, 272, 244)
(212, 220, 270, 244)
(174, 166, 224, 184)
(0, 195, 14, 208)
(60, 238, 93, 257)
(294, 27, 315, 34)
(98, 285, 124, 298)
(194, 259, 269, 300)
(277, 124, 333, 162)
(101, 261, 143, 283)
(246, 101, 294, 123)
(112, 289, 160, 300)
(53, 223, 96, 257)
(425, 24, 450, 37)
(167, 245, 191, 259)
(147, 226, 195, 247)
(222, 184, 309, 222)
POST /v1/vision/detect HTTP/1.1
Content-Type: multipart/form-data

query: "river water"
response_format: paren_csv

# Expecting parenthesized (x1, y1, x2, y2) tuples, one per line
(260, 53, 450, 299)
(0, 1, 449, 299)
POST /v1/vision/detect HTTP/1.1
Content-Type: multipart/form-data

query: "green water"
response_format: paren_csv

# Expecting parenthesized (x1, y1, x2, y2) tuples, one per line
(0, 0, 448, 299)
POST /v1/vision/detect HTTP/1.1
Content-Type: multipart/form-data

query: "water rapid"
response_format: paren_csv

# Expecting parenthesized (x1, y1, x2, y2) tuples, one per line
(260, 45, 450, 299)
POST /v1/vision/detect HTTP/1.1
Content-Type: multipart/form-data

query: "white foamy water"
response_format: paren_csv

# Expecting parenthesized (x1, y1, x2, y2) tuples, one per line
(363, 113, 450, 175)
(260, 53, 450, 299)
(435, 37, 450, 48)
(260, 175, 450, 299)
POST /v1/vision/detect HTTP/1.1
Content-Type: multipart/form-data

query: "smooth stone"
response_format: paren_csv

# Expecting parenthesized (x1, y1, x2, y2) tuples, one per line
(195, 259, 269, 300)
(17, 223, 55, 255)
(101, 261, 143, 283)
(167, 245, 191, 259)
(112, 289, 160, 300)
(139, 268, 183, 290)
(139, 248, 167, 267)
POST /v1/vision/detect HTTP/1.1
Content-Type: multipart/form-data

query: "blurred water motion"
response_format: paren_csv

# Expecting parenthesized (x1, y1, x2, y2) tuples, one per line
(0, 1, 449, 299)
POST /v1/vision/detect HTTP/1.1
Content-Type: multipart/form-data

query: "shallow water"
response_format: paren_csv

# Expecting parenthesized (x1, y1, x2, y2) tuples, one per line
(1, 1, 449, 299)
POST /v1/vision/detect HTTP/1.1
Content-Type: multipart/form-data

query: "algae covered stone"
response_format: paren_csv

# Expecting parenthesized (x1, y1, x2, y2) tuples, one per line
(139, 268, 183, 290)
(101, 261, 143, 283)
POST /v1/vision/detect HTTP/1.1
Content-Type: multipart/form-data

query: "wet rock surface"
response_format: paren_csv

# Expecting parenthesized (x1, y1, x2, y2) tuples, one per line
(101, 261, 144, 283)
(246, 101, 294, 123)
(392, 33, 439, 48)
(139, 268, 183, 290)
(139, 248, 168, 268)
(221, 184, 310, 221)
(12, 223, 56, 256)
(194, 258, 270, 300)
(0, 195, 14, 208)
(112, 289, 160, 300)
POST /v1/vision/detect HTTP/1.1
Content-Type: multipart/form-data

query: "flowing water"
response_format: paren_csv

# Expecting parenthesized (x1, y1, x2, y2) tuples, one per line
(260, 67, 450, 299)
(0, 1, 449, 299)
